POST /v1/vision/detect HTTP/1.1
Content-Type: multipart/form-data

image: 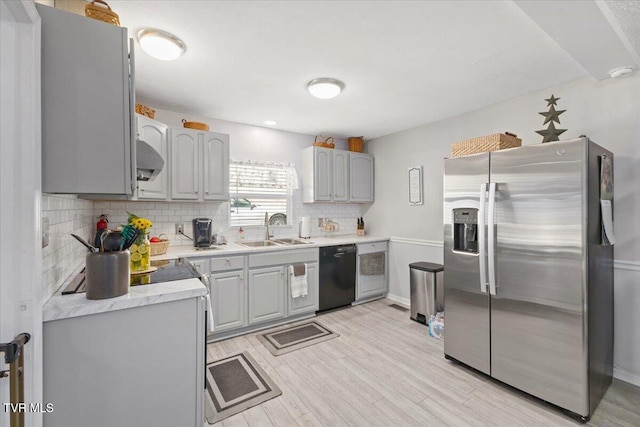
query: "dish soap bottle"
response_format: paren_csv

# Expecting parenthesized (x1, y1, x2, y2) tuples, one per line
(238, 227, 245, 241)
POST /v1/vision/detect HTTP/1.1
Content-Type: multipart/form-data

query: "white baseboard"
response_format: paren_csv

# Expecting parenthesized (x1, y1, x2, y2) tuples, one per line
(386, 293, 410, 308)
(614, 366, 640, 387)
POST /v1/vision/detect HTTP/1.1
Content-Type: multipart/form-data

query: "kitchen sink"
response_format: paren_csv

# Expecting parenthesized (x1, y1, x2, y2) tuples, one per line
(235, 240, 281, 247)
(272, 238, 312, 245)
(236, 238, 313, 247)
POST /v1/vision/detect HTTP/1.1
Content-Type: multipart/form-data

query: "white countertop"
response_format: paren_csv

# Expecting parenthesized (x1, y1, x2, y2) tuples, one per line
(43, 278, 207, 322)
(43, 235, 387, 323)
(152, 235, 390, 261)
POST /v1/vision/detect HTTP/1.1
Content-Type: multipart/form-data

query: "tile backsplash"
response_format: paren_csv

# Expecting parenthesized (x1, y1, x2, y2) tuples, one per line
(93, 196, 362, 246)
(43, 193, 362, 298)
(41, 194, 94, 300)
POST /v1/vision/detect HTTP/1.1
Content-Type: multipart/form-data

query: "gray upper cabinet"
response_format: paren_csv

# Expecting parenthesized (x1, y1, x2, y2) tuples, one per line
(349, 153, 374, 202)
(136, 115, 168, 200)
(170, 128, 229, 201)
(171, 128, 200, 199)
(203, 133, 230, 200)
(333, 150, 350, 202)
(38, 4, 134, 195)
(302, 146, 372, 203)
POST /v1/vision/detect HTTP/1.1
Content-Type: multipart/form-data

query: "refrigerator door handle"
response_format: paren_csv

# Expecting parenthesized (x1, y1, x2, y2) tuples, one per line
(478, 183, 488, 294)
(488, 182, 497, 296)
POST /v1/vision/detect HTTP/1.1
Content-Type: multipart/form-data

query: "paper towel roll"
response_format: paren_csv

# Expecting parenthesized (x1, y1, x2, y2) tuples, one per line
(299, 216, 311, 238)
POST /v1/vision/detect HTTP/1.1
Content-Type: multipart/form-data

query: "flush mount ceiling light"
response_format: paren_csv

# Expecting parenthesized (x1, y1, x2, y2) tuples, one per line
(307, 78, 344, 99)
(136, 29, 186, 61)
(608, 66, 634, 79)
(264, 120, 278, 126)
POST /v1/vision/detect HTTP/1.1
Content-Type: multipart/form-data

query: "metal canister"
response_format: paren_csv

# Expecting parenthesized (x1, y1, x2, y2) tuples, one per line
(85, 250, 130, 299)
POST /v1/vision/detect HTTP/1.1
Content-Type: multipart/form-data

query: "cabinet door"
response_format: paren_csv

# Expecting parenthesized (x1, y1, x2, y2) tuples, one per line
(137, 115, 168, 200)
(171, 129, 200, 199)
(288, 262, 318, 316)
(349, 153, 374, 202)
(38, 4, 133, 195)
(210, 270, 246, 332)
(313, 148, 333, 201)
(356, 250, 387, 300)
(333, 151, 350, 202)
(203, 132, 229, 200)
(248, 266, 285, 325)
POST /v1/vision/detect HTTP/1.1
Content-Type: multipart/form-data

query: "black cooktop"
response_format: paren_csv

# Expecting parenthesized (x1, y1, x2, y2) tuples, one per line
(62, 258, 202, 295)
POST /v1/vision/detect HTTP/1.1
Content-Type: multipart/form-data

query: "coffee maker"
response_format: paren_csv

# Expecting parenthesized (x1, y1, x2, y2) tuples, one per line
(192, 218, 215, 248)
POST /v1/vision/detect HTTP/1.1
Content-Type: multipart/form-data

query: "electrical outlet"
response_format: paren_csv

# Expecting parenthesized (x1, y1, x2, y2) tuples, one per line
(175, 223, 184, 234)
(42, 217, 50, 248)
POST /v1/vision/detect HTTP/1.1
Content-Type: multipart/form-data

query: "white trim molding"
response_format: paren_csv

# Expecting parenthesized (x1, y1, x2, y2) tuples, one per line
(390, 237, 443, 247)
(614, 260, 640, 272)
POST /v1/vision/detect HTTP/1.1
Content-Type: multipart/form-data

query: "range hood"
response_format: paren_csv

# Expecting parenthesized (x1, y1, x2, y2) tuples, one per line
(136, 139, 164, 181)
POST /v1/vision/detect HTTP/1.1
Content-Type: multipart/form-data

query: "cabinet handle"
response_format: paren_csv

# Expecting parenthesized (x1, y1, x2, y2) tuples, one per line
(225, 258, 230, 264)
(206, 191, 209, 194)
(195, 190, 198, 194)
(240, 275, 244, 280)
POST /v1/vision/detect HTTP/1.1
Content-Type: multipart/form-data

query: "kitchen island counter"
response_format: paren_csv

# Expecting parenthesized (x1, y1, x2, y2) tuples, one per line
(44, 276, 206, 322)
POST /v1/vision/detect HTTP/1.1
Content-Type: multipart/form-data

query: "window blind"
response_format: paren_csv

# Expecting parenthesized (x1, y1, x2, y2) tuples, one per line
(229, 160, 292, 227)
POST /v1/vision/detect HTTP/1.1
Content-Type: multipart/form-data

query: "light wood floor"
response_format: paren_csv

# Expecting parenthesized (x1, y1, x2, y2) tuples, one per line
(207, 299, 640, 427)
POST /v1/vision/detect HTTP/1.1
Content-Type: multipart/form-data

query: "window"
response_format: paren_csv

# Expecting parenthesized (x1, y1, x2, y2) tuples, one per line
(229, 160, 293, 227)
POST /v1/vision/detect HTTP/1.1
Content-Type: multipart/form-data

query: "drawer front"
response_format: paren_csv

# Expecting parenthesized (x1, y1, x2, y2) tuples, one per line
(357, 241, 388, 255)
(249, 248, 318, 268)
(210, 255, 245, 272)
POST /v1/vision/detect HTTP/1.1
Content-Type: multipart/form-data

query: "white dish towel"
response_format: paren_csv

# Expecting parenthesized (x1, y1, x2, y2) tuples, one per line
(289, 263, 308, 298)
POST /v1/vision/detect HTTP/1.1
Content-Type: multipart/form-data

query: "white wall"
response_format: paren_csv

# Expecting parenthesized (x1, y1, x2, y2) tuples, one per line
(365, 74, 640, 385)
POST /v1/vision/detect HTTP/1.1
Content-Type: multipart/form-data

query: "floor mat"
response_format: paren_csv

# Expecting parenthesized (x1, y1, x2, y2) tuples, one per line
(205, 352, 281, 424)
(257, 321, 339, 356)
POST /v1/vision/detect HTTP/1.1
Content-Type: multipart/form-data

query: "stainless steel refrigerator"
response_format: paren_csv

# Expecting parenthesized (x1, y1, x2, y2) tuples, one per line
(443, 137, 613, 421)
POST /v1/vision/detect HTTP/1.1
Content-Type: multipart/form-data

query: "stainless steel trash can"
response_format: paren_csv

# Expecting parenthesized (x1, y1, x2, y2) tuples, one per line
(409, 262, 444, 324)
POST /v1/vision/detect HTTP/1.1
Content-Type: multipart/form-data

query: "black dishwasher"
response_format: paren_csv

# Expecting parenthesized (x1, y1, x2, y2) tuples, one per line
(318, 245, 357, 311)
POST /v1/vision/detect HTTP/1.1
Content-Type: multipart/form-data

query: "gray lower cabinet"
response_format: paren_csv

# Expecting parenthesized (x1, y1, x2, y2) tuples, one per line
(356, 241, 389, 301)
(43, 298, 205, 427)
(248, 266, 286, 325)
(210, 269, 247, 332)
(288, 262, 318, 316)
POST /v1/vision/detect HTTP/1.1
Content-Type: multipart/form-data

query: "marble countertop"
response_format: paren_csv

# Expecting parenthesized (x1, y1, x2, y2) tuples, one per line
(152, 235, 390, 260)
(44, 277, 207, 322)
(43, 235, 386, 323)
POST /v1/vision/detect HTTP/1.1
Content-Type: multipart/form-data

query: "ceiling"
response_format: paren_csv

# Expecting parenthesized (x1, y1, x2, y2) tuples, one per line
(70, 1, 640, 139)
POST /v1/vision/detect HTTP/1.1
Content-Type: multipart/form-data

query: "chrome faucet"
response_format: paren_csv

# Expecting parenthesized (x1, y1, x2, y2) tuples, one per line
(264, 212, 273, 241)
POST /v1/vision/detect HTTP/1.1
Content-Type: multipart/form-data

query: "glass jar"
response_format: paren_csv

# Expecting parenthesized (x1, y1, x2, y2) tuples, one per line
(130, 233, 150, 272)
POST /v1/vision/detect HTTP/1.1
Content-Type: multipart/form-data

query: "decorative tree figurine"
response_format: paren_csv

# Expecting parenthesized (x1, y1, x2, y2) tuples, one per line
(536, 94, 567, 143)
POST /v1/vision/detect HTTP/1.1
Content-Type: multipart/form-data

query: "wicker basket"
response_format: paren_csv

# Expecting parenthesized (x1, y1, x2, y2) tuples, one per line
(312, 135, 335, 149)
(182, 119, 209, 131)
(348, 136, 364, 152)
(150, 234, 169, 256)
(135, 103, 155, 119)
(451, 132, 521, 158)
(85, 0, 120, 26)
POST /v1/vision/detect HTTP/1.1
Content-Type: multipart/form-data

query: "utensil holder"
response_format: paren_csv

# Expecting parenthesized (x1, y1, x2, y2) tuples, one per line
(85, 251, 130, 300)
